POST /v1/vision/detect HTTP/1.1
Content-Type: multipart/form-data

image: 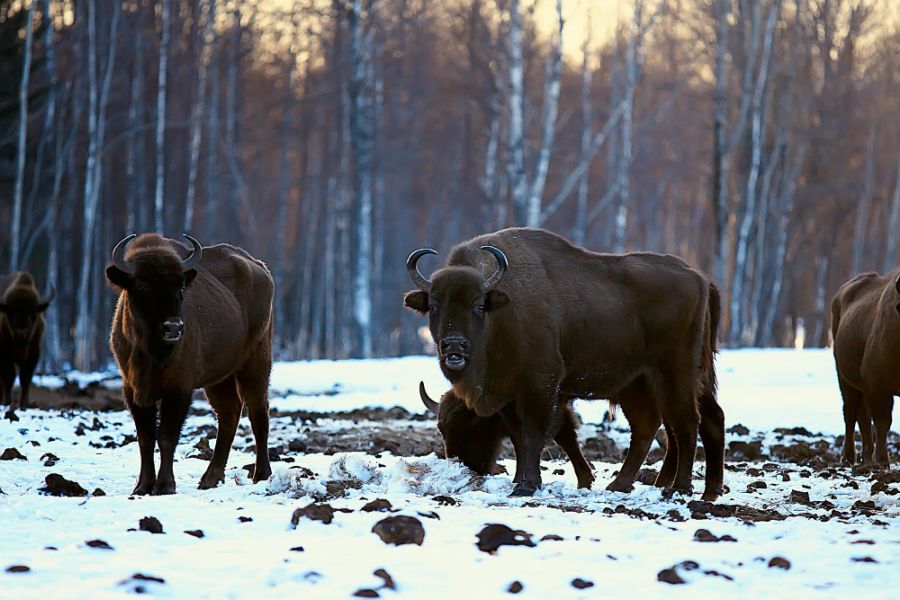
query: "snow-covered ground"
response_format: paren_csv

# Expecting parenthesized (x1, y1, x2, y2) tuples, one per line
(3, 349, 899, 598)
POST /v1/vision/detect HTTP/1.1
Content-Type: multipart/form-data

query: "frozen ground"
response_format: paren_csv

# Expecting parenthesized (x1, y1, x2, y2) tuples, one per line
(2, 349, 899, 598)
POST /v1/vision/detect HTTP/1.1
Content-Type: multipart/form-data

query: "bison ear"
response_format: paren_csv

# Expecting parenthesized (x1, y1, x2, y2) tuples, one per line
(404, 290, 429, 314)
(106, 265, 132, 290)
(485, 290, 510, 311)
(0, 303, 8, 315)
(36, 301, 51, 313)
(184, 268, 198, 287)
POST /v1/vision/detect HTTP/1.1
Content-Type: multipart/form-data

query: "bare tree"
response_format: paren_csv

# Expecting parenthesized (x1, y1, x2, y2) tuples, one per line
(525, 0, 564, 227)
(185, 0, 215, 232)
(850, 125, 876, 275)
(9, 1, 35, 271)
(886, 151, 900, 271)
(506, 0, 527, 224)
(573, 11, 592, 245)
(153, 0, 170, 233)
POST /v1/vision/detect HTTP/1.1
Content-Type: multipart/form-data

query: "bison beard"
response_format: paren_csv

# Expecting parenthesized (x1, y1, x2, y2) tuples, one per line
(831, 268, 900, 466)
(405, 227, 725, 501)
(106, 233, 275, 495)
(0, 272, 54, 413)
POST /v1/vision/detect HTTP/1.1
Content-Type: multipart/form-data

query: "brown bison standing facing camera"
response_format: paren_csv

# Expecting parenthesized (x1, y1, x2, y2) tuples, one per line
(405, 228, 724, 500)
(0, 272, 54, 412)
(107, 233, 274, 495)
(831, 269, 900, 465)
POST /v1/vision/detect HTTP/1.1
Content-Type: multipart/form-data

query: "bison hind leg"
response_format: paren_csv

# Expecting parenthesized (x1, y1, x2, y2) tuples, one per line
(236, 349, 272, 484)
(200, 376, 243, 489)
(697, 388, 725, 501)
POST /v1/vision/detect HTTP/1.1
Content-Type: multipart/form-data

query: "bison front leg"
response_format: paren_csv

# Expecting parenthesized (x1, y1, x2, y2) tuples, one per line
(499, 405, 524, 484)
(154, 393, 192, 495)
(607, 396, 660, 493)
(200, 377, 242, 489)
(126, 388, 158, 496)
(869, 392, 894, 466)
(509, 394, 557, 497)
(837, 376, 863, 464)
(16, 356, 38, 410)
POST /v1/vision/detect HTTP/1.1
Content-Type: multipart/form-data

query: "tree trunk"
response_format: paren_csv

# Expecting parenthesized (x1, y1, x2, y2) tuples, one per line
(153, 0, 170, 233)
(850, 125, 876, 275)
(886, 151, 900, 271)
(75, 0, 121, 370)
(185, 0, 214, 233)
(347, 0, 375, 357)
(126, 6, 145, 234)
(711, 0, 730, 285)
(506, 0, 527, 224)
(9, 2, 35, 271)
(525, 0, 563, 227)
(573, 22, 592, 246)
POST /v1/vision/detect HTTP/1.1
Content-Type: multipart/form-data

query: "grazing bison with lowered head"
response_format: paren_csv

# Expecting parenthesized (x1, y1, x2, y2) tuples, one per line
(831, 268, 900, 465)
(0, 272, 54, 413)
(405, 228, 724, 500)
(106, 233, 274, 495)
(419, 383, 595, 488)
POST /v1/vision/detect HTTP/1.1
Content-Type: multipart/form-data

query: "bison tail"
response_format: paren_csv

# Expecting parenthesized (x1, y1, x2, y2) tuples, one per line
(701, 281, 721, 395)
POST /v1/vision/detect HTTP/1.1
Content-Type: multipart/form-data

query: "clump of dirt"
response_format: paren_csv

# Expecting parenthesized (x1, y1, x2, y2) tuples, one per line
(372, 516, 425, 546)
(361, 499, 394, 512)
(291, 502, 349, 526)
(139, 517, 164, 534)
(475, 524, 535, 554)
(40, 474, 88, 497)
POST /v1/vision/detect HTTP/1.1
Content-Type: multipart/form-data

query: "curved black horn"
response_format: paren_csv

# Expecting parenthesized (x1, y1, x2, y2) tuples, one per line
(40, 286, 56, 305)
(407, 248, 437, 291)
(895, 275, 900, 294)
(419, 381, 440, 415)
(111, 234, 137, 274)
(181, 234, 203, 271)
(480, 246, 508, 291)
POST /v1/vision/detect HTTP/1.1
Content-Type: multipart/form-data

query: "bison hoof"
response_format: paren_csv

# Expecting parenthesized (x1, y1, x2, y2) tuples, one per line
(700, 487, 725, 502)
(509, 483, 538, 497)
(198, 472, 224, 490)
(662, 486, 693, 499)
(605, 480, 633, 494)
(152, 481, 176, 495)
(132, 481, 155, 496)
(252, 464, 272, 483)
(576, 476, 595, 490)
(4, 410, 19, 422)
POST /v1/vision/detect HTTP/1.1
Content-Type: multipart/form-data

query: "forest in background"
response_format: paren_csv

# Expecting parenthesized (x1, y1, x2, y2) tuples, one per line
(0, 0, 897, 370)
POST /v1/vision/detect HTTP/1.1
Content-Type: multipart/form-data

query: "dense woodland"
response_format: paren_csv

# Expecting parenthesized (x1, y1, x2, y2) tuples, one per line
(0, 0, 897, 370)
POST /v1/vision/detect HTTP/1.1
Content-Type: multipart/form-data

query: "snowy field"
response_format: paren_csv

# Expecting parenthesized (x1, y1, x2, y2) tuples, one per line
(1, 349, 899, 598)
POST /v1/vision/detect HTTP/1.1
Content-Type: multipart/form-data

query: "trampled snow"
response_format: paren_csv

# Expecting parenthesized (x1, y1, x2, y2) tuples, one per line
(1, 349, 898, 598)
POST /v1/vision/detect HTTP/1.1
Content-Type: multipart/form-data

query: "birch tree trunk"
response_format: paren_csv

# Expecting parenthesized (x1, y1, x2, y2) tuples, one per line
(850, 125, 876, 275)
(204, 5, 220, 241)
(886, 152, 900, 270)
(185, 0, 215, 232)
(711, 0, 730, 284)
(348, 0, 375, 357)
(42, 0, 62, 368)
(729, 0, 779, 343)
(614, 0, 643, 253)
(75, 0, 121, 370)
(153, 0, 170, 233)
(525, 0, 563, 227)
(126, 7, 145, 234)
(506, 0, 527, 224)
(573, 21, 592, 246)
(9, 2, 35, 271)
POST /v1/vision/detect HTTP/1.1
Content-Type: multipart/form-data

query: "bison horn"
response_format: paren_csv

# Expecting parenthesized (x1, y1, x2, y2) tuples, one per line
(407, 248, 437, 291)
(419, 381, 440, 415)
(181, 234, 203, 271)
(111, 234, 138, 275)
(40, 286, 56, 305)
(480, 246, 508, 291)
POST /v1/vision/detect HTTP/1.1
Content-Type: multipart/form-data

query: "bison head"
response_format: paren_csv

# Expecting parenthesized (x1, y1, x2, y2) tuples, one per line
(0, 284, 54, 345)
(404, 246, 510, 381)
(106, 234, 202, 345)
(419, 382, 506, 475)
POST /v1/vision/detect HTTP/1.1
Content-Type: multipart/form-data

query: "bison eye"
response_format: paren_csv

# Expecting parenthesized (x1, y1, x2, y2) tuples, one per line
(474, 304, 485, 316)
(428, 303, 438, 315)
(136, 283, 151, 295)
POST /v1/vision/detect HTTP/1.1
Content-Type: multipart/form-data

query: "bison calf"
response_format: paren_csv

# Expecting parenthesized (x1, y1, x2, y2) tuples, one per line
(405, 227, 725, 501)
(0, 272, 54, 412)
(832, 269, 900, 465)
(107, 233, 274, 495)
(419, 383, 595, 488)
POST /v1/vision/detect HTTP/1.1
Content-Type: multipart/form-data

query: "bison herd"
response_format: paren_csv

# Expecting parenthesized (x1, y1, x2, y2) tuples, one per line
(1, 227, 897, 500)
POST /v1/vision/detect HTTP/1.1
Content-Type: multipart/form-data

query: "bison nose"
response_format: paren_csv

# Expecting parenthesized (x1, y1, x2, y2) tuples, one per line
(440, 336, 469, 372)
(160, 318, 184, 343)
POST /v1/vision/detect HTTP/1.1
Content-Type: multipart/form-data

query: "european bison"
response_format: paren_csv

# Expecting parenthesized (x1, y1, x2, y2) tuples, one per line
(831, 269, 900, 465)
(0, 272, 54, 412)
(405, 228, 724, 500)
(106, 233, 274, 495)
(419, 383, 595, 488)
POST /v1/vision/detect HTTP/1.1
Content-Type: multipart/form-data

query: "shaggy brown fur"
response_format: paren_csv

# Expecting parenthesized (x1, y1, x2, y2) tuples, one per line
(405, 227, 724, 500)
(0, 272, 53, 412)
(420, 384, 595, 488)
(831, 269, 900, 465)
(107, 234, 274, 495)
